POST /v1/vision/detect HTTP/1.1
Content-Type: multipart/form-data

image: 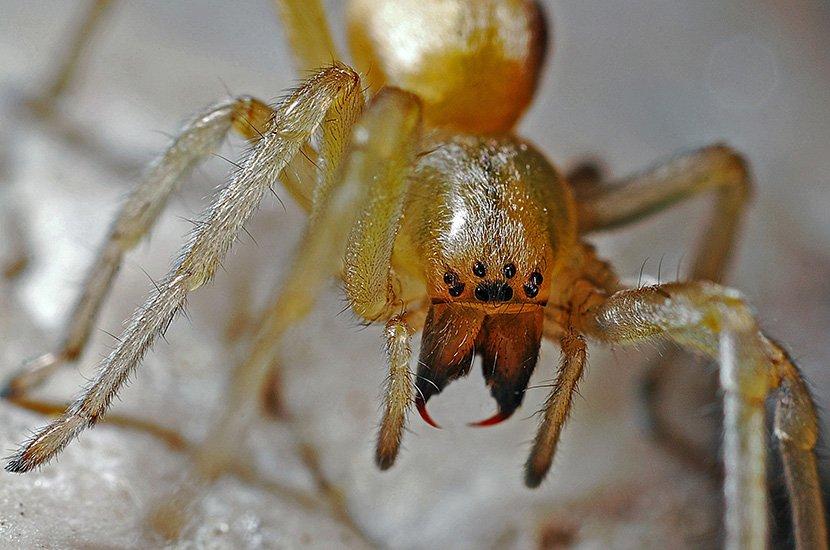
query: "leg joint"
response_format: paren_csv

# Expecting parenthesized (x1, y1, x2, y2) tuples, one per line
(706, 143, 753, 199)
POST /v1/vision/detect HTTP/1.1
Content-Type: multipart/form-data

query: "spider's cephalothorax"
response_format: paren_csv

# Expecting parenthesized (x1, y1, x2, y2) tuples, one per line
(346, 0, 557, 425)
(7, 1, 825, 547)
(393, 134, 576, 426)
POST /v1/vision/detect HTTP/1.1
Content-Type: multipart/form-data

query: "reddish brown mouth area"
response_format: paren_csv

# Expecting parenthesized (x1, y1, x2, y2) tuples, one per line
(414, 303, 544, 428)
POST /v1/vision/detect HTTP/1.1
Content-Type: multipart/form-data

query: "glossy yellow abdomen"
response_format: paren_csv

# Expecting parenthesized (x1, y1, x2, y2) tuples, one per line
(347, 0, 547, 134)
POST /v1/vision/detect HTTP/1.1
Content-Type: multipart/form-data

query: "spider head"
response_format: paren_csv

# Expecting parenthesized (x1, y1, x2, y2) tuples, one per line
(408, 134, 572, 428)
(418, 212, 552, 429)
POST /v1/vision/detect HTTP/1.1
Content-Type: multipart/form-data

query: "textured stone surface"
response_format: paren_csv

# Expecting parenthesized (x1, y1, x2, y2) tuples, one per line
(0, 1, 828, 548)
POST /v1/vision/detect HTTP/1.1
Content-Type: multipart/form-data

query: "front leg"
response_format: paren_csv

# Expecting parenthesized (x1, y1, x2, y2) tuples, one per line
(189, 87, 422, 482)
(6, 65, 364, 474)
(143, 87, 423, 539)
(3, 95, 275, 399)
(580, 282, 826, 549)
(525, 330, 587, 487)
(577, 144, 753, 471)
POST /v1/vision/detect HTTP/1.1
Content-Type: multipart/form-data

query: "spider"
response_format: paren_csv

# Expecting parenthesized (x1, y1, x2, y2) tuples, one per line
(2, 0, 826, 547)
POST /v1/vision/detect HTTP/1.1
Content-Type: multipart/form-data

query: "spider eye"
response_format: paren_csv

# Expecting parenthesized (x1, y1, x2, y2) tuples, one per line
(530, 271, 543, 286)
(523, 283, 539, 298)
(443, 271, 457, 285)
(503, 263, 516, 279)
(473, 261, 487, 278)
(449, 283, 465, 297)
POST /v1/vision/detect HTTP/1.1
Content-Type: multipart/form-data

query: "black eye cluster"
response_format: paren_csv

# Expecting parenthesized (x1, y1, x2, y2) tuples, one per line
(443, 271, 465, 297)
(443, 262, 544, 300)
(524, 271, 543, 298)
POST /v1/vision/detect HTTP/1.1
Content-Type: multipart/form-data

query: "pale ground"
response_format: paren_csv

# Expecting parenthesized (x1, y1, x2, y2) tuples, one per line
(0, 1, 828, 548)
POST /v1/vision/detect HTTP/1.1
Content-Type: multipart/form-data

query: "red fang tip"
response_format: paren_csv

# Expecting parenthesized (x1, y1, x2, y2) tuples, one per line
(415, 396, 441, 429)
(468, 410, 513, 427)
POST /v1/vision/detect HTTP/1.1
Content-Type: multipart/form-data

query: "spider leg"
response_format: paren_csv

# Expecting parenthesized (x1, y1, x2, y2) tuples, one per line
(25, 0, 115, 118)
(578, 144, 751, 281)
(337, 89, 423, 467)
(1, 96, 276, 399)
(581, 281, 826, 549)
(273, 0, 341, 74)
(376, 315, 416, 470)
(0, 139, 29, 279)
(191, 87, 421, 480)
(4, 65, 363, 474)
(148, 87, 420, 539)
(774, 346, 827, 549)
(7, 395, 186, 451)
(525, 330, 587, 487)
(577, 144, 752, 470)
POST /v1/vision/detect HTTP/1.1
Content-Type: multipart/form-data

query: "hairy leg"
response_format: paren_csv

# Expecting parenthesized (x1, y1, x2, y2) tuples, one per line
(577, 144, 752, 469)
(337, 88, 423, 466)
(525, 330, 587, 487)
(582, 282, 825, 550)
(148, 87, 420, 539)
(577, 144, 751, 280)
(5, 65, 363, 474)
(192, 87, 422, 480)
(1, 96, 275, 399)
(772, 345, 826, 549)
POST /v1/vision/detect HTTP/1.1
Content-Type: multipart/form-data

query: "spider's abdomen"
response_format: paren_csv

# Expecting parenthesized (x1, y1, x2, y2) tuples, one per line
(347, 0, 547, 134)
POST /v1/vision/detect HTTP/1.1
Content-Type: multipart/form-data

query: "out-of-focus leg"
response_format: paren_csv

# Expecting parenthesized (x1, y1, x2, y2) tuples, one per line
(1, 96, 274, 399)
(5, 65, 363, 474)
(27, 0, 115, 116)
(772, 345, 827, 550)
(577, 144, 751, 281)
(577, 144, 753, 469)
(582, 281, 826, 550)
(0, 138, 29, 280)
(273, 0, 340, 73)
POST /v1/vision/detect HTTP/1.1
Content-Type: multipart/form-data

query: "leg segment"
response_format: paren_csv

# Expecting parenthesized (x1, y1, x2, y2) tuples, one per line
(525, 331, 586, 487)
(577, 144, 751, 282)
(27, 0, 115, 116)
(191, 87, 422, 481)
(773, 347, 827, 550)
(582, 282, 826, 549)
(1, 96, 275, 399)
(5, 65, 363, 473)
(273, 0, 340, 74)
(577, 144, 753, 472)
(375, 315, 415, 469)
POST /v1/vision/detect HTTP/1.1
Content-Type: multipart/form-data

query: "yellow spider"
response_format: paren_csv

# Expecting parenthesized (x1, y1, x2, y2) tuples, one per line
(3, 1, 825, 547)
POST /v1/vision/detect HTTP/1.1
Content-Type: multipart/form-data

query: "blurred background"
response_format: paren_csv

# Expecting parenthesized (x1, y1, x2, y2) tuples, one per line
(0, 1, 828, 548)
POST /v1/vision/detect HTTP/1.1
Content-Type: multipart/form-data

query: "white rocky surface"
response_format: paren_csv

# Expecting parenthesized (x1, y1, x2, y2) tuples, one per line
(0, 1, 828, 548)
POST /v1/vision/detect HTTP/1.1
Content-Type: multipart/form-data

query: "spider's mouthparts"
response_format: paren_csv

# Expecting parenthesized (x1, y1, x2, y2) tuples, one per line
(468, 409, 513, 427)
(415, 395, 441, 429)
(415, 395, 515, 429)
